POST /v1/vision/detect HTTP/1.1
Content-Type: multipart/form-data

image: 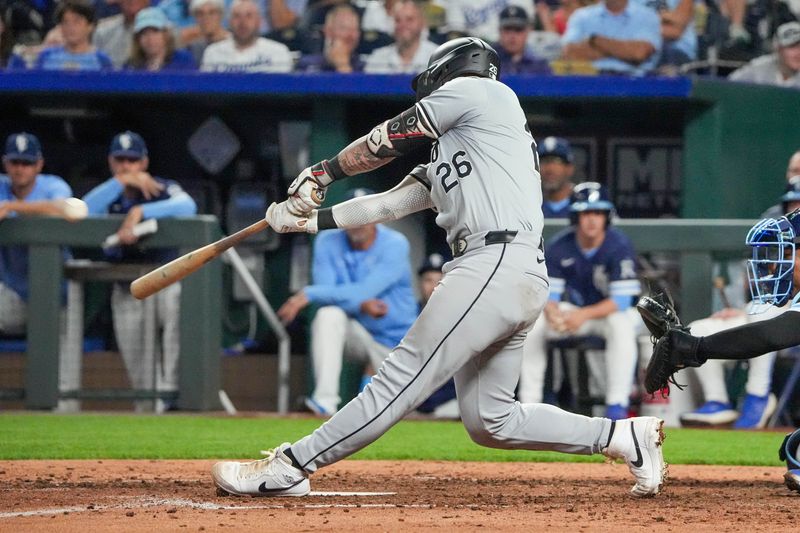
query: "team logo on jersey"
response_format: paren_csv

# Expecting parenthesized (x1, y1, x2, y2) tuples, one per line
(620, 259, 636, 279)
(15, 135, 27, 153)
(593, 265, 609, 294)
(560, 257, 575, 267)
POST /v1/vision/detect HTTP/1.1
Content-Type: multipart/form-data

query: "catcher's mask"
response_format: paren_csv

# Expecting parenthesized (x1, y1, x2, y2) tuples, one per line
(745, 209, 800, 313)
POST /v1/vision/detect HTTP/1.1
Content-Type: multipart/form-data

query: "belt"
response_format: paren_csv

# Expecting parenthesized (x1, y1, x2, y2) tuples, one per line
(450, 230, 518, 258)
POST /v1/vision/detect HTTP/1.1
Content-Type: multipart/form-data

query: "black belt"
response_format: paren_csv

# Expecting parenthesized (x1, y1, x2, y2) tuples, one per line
(451, 230, 518, 258)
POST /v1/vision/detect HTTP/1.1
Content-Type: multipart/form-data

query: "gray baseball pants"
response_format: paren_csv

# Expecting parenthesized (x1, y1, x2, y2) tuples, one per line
(291, 231, 613, 473)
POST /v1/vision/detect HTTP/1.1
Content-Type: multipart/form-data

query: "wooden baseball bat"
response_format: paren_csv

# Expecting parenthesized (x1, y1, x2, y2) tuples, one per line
(130, 219, 269, 300)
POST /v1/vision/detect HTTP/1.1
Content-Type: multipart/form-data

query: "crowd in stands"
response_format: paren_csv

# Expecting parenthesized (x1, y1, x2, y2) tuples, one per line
(1, 0, 800, 83)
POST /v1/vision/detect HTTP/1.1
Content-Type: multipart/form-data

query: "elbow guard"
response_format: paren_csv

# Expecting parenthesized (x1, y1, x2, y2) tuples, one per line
(366, 107, 432, 158)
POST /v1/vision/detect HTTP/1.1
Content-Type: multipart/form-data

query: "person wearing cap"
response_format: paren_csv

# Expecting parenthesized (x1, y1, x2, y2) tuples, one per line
(185, 0, 230, 65)
(200, 0, 293, 72)
(538, 136, 576, 218)
(494, 5, 551, 75)
(94, 0, 151, 68)
(33, 0, 113, 70)
(364, 0, 439, 74)
(0, 132, 75, 336)
(125, 7, 196, 70)
(82, 131, 197, 413)
(276, 188, 417, 417)
(561, 0, 662, 76)
(729, 21, 800, 87)
(296, 4, 364, 73)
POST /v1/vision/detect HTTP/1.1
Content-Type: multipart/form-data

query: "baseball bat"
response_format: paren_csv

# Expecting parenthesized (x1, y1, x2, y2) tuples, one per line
(130, 219, 269, 300)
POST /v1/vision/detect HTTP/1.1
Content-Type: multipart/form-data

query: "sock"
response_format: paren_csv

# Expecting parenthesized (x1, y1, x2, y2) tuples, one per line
(283, 447, 303, 471)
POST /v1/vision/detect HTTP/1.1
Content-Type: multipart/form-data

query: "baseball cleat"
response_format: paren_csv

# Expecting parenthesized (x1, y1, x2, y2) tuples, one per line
(733, 393, 776, 430)
(212, 443, 310, 497)
(785, 469, 800, 494)
(603, 416, 667, 497)
(680, 401, 738, 427)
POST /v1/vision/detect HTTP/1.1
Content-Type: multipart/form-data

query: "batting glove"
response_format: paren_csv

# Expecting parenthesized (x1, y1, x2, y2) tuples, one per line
(287, 163, 329, 215)
(265, 201, 318, 234)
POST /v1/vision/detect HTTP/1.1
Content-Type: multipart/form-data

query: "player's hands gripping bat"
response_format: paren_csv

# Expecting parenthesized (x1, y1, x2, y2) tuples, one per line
(287, 165, 328, 215)
(265, 201, 318, 234)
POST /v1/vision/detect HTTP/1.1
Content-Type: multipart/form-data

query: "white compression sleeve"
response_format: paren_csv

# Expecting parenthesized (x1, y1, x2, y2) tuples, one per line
(329, 176, 434, 228)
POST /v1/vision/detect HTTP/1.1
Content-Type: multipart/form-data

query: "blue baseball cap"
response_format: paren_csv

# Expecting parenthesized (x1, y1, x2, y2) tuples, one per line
(109, 131, 148, 159)
(134, 7, 170, 33)
(782, 175, 800, 204)
(4, 132, 43, 162)
(418, 252, 448, 275)
(537, 136, 574, 164)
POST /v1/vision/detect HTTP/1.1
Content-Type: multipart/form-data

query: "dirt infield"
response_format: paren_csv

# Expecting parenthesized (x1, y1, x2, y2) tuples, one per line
(1, 459, 796, 532)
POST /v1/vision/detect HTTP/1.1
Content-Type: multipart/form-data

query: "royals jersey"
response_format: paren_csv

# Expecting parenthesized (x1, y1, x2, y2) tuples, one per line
(413, 76, 543, 244)
(546, 226, 640, 308)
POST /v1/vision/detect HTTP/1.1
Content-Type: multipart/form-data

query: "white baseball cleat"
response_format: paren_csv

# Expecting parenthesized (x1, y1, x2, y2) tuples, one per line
(212, 443, 310, 497)
(603, 416, 667, 497)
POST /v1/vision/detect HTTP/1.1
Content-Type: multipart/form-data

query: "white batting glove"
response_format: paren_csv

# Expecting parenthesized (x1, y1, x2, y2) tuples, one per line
(265, 201, 318, 234)
(287, 164, 329, 215)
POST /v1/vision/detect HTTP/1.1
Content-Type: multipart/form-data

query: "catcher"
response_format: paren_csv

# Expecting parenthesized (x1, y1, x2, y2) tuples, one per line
(639, 208, 800, 494)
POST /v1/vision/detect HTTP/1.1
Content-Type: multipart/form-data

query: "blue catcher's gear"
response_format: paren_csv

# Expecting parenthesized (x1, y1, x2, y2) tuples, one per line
(412, 37, 500, 101)
(779, 428, 800, 493)
(569, 181, 616, 227)
(745, 209, 800, 313)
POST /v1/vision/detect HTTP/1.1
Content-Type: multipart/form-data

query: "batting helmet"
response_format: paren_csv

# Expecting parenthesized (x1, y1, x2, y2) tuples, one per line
(568, 182, 615, 226)
(745, 208, 800, 312)
(412, 37, 500, 101)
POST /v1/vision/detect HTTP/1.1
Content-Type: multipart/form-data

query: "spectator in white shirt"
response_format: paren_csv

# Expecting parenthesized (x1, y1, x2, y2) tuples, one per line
(201, 0, 292, 72)
(364, 0, 438, 74)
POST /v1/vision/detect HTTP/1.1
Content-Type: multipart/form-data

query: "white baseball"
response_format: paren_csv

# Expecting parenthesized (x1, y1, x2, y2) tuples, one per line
(62, 198, 89, 220)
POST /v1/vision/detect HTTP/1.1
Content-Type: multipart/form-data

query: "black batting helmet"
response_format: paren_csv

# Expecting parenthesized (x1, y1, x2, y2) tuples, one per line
(412, 37, 500, 101)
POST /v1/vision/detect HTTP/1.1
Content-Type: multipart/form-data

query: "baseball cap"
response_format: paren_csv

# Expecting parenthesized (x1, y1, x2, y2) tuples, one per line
(537, 136, 574, 164)
(499, 6, 529, 29)
(4, 132, 42, 162)
(776, 22, 800, 48)
(190, 0, 224, 12)
(782, 175, 800, 203)
(133, 7, 170, 33)
(109, 131, 148, 159)
(418, 252, 447, 275)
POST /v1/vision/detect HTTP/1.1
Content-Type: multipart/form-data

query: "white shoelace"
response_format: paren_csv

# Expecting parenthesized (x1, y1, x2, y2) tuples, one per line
(238, 447, 281, 479)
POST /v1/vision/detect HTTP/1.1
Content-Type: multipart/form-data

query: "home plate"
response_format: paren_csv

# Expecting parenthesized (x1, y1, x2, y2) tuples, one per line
(309, 491, 396, 497)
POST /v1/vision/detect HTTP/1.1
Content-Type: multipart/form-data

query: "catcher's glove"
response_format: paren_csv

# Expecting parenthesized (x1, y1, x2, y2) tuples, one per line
(636, 291, 686, 341)
(643, 328, 704, 394)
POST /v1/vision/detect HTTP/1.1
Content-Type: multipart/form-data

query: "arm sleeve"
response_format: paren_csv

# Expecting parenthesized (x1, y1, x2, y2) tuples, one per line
(139, 183, 198, 219)
(82, 178, 123, 214)
(305, 236, 412, 314)
(698, 310, 800, 360)
(318, 174, 434, 230)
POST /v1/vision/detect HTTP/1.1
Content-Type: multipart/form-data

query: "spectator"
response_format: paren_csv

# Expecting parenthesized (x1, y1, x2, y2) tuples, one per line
(437, 0, 533, 43)
(494, 5, 551, 75)
(257, 0, 308, 35)
(561, 0, 662, 76)
(630, 0, 696, 73)
(519, 182, 641, 420)
(763, 149, 800, 218)
(125, 7, 196, 70)
(0, 8, 15, 67)
(361, 0, 397, 34)
(728, 21, 800, 87)
(185, 0, 230, 65)
(538, 136, 576, 218)
(94, 0, 151, 68)
(276, 188, 418, 417)
(33, 0, 113, 70)
(201, 0, 293, 72)
(296, 3, 363, 72)
(156, 0, 198, 42)
(364, 0, 438, 74)
(551, 0, 586, 35)
(82, 131, 197, 413)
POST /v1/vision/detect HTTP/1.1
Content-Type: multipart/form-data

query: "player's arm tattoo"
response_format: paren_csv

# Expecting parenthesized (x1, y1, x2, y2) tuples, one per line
(336, 136, 393, 176)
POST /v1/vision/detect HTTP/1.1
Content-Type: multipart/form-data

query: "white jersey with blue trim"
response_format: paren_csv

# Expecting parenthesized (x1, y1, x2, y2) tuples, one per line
(415, 76, 543, 244)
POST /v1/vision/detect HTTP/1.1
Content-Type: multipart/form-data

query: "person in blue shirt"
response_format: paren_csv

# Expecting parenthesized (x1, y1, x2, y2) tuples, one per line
(277, 188, 418, 417)
(493, 6, 551, 75)
(561, 0, 662, 76)
(34, 0, 114, 71)
(519, 182, 641, 420)
(0, 132, 73, 335)
(630, 0, 696, 72)
(82, 131, 197, 412)
(125, 7, 197, 70)
(538, 136, 576, 218)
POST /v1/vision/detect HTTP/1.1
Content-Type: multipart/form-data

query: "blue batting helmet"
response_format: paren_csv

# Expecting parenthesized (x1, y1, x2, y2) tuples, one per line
(745, 208, 800, 312)
(569, 182, 615, 226)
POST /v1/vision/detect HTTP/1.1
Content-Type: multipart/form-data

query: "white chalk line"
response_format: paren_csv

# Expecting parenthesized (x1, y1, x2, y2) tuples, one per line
(0, 494, 433, 519)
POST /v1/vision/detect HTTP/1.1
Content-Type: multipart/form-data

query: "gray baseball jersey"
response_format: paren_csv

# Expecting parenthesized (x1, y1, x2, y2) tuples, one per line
(291, 76, 613, 474)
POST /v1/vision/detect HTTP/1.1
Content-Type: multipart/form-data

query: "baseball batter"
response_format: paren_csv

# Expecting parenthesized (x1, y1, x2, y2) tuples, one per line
(212, 37, 666, 498)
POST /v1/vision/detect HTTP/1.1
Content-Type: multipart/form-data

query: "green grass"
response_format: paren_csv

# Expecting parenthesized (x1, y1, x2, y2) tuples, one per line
(0, 413, 786, 466)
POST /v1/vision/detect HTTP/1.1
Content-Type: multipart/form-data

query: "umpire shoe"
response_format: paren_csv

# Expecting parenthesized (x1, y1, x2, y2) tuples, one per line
(212, 443, 310, 497)
(733, 393, 777, 429)
(603, 416, 667, 497)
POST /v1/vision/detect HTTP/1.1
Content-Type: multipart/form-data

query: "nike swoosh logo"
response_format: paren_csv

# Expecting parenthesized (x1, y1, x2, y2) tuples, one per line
(537, 256, 545, 264)
(561, 258, 575, 267)
(630, 423, 644, 468)
(258, 478, 305, 494)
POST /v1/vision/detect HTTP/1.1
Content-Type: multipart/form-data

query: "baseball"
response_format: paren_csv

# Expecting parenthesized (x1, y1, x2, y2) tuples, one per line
(62, 198, 89, 220)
